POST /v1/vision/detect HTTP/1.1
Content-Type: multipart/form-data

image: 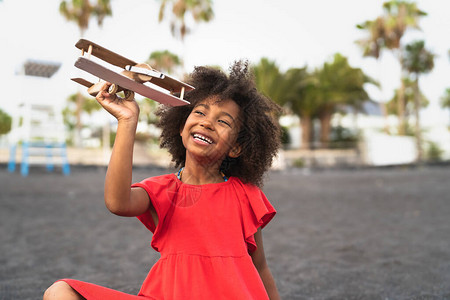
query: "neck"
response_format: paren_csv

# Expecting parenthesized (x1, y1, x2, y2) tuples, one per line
(180, 156, 224, 185)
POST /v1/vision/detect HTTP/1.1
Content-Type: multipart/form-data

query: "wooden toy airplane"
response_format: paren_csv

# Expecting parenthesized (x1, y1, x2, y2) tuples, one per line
(71, 39, 193, 106)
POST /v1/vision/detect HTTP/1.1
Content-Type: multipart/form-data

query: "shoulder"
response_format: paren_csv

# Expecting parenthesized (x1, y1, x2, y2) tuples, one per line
(230, 177, 263, 196)
(134, 173, 176, 186)
(132, 173, 177, 196)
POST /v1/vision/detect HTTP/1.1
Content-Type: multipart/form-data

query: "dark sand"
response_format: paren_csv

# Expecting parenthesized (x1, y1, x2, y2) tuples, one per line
(1, 165, 450, 300)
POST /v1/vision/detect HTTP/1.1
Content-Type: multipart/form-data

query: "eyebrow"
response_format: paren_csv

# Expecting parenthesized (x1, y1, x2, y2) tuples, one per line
(194, 103, 236, 122)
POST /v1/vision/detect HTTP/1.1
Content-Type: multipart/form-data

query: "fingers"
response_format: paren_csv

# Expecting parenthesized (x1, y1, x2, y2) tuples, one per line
(95, 82, 123, 103)
(95, 81, 113, 101)
(93, 81, 138, 120)
(96, 82, 132, 104)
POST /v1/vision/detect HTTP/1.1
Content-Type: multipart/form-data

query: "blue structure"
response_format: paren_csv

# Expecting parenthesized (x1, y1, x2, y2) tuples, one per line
(8, 141, 70, 176)
(7, 60, 70, 176)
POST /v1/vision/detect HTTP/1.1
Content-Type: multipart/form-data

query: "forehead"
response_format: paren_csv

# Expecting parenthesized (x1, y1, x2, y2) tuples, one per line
(194, 97, 241, 116)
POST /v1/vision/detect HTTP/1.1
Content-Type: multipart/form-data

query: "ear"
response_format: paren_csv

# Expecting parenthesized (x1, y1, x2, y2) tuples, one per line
(228, 143, 242, 158)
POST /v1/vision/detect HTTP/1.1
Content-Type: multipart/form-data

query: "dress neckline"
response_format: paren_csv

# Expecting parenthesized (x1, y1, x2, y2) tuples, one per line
(172, 172, 233, 187)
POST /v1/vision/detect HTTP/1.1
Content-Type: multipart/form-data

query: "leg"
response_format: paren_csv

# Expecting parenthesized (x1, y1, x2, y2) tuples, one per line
(43, 281, 85, 300)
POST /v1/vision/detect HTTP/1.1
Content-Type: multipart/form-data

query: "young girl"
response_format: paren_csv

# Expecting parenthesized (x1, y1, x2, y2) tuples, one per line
(44, 61, 281, 300)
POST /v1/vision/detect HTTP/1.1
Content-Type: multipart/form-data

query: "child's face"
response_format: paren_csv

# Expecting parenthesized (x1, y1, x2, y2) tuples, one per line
(180, 97, 242, 165)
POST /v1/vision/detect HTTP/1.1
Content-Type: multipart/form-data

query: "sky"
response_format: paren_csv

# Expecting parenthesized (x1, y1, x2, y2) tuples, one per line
(0, 0, 449, 125)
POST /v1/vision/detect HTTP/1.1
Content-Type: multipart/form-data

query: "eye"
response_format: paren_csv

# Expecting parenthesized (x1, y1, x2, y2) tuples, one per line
(218, 119, 231, 127)
(194, 110, 205, 116)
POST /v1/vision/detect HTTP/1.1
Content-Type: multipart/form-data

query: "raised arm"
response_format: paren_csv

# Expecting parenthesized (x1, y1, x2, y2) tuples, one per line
(95, 83, 151, 217)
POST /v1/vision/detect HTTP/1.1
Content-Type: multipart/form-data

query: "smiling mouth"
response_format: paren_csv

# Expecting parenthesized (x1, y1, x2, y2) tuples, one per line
(193, 133, 213, 144)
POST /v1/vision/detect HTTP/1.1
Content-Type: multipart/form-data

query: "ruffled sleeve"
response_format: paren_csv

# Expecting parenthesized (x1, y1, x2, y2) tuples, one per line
(233, 179, 276, 253)
(131, 174, 176, 251)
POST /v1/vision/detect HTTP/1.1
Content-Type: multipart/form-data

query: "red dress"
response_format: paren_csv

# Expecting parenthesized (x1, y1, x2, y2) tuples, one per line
(59, 174, 276, 299)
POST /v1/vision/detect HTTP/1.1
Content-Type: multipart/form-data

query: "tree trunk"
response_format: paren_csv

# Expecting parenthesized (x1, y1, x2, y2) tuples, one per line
(397, 50, 406, 135)
(413, 77, 423, 163)
(74, 91, 83, 148)
(397, 77, 406, 135)
(319, 110, 333, 149)
(375, 60, 390, 134)
(379, 101, 390, 134)
(300, 114, 312, 150)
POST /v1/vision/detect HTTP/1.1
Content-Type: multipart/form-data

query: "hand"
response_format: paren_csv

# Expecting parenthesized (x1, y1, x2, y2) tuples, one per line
(95, 82, 140, 123)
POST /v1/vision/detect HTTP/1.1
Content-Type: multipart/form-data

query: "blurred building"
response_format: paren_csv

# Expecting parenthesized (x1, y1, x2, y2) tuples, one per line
(7, 59, 70, 176)
(281, 100, 450, 167)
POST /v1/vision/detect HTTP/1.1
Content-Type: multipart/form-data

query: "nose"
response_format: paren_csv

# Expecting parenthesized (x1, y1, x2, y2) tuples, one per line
(200, 118, 214, 131)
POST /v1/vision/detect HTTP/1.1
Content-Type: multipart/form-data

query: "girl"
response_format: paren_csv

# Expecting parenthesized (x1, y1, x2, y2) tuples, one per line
(44, 61, 281, 299)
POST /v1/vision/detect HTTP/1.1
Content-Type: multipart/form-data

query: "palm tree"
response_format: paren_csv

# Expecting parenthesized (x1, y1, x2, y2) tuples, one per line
(382, 0, 426, 135)
(441, 88, 450, 127)
(356, 0, 426, 135)
(59, 0, 112, 35)
(314, 54, 374, 148)
(442, 50, 450, 126)
(157, 0, 214, 41)
(147, 50, 183, 74)
(62, 93, 102, 143)
(252, 59, 317, 149)
(402, 40, 434, 162)
(139, 50, 183, 128)
(386, 77, 429, 134)
(386, 77, 429, 118)
(356, 17, 389, 59)
(281, 67, 317, 149)
(356, 16, 392, 133)
(59, 0, 112, 147)
(252, 58, 284, 104)
(0, 108, 12, 136)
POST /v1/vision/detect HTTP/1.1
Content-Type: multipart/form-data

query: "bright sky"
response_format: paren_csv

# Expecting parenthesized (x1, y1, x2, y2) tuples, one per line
(0, 0, 449, 124)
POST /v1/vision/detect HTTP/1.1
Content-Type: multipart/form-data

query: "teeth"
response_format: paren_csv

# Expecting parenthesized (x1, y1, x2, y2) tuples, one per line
(194, 134, 212, 144)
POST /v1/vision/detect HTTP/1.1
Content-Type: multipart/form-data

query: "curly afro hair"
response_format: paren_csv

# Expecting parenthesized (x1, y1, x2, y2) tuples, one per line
(156, 61, 281, 187)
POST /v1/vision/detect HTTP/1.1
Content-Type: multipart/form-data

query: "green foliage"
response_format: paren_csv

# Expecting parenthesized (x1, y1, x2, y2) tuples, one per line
(109, 131, 116, 148)
(138, 98, 159, 125)
(386, 77, 429, 115)
(293, 157, 305, 168)
(68, 93, 101, 115)
(0, 108, 12, 135)
(329, 126, 359, 149)
(63, 93, 101, 132)
(280, 67, 314, 115)
(59, 0, 112, 34)
(357, 1, 427, 138)
(147, 50, 182, 73)
(425, 141, 444, 162)
(62, 106, 76, 131)
(158, 0, 214, 40)
(440, 88, 450, 109)
(317, 53, 373, 109)
(280, 126, 291, 146)
(279, 53, 374, 120)
(252, 54, 374, 148)
(382, 0, 426, 49)
(252, 58, 285, 105)
(402, 40, 434, 76)
(356, 1, 426, 58)
(356, 17, 387, 59)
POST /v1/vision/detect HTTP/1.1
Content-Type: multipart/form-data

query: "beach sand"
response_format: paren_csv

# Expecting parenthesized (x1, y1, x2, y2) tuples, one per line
(1, 165, 449, 299)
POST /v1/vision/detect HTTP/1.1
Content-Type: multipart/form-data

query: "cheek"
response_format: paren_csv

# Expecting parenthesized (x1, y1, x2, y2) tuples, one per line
(218, 130, 238, 149)
(180, 119, 190, 136)
(179, 125, 189, 148)
(180, 127, 189, 145)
